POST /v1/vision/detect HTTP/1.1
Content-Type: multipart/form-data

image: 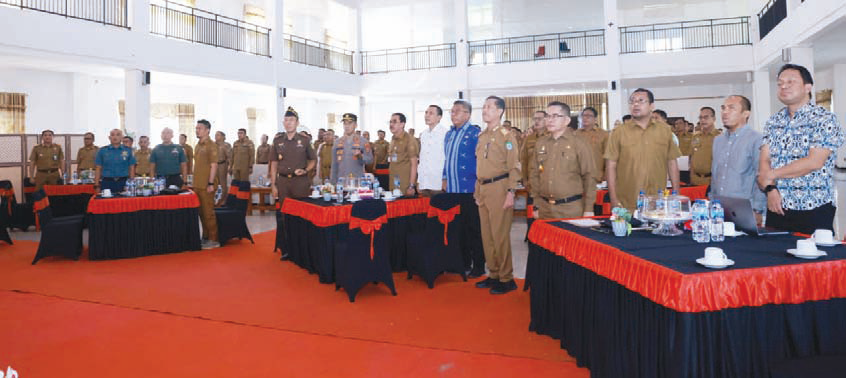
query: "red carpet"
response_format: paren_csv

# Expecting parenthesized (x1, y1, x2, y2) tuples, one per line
(0, 233, 589, 377)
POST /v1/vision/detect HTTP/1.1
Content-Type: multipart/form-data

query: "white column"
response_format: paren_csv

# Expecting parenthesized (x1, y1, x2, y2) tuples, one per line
(359, 96, 366, 131)
(751, 69, 772, 131)
(271, 0, 285, 61)
(355, 6, 364, 74)
(71, 74, 91, 135)
(454, 0, 470, 98)
(130, 0, 149, 33)
(834, 64, 846, 124)
(604, 0, 623, 128)
(275, 87, 285, 133)
(124, 69, 151, 139)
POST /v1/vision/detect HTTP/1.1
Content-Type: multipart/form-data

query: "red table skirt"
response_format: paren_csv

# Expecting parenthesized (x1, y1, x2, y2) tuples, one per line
(87, 193, 200, 214)
(44, 184, 97, 196)
(528, 219, 846, 313)
(595, 185, 708, 214)
(281, 197, 430, 227)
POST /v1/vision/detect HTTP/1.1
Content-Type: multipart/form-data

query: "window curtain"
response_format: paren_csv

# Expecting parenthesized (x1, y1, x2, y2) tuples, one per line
(177, 104, 195, 145)
(0, 93, 26, 134)
(118, 100, 126, 133)
(504, 93, 608, 131)
(246, 107, 257, 141)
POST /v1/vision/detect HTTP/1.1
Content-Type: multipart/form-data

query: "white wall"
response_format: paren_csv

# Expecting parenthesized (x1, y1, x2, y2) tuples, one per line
(646, 83, 754, 129)
(360, 0, 454, 50)
(467, 0, 604, 41)
(618, 0, 749, 26)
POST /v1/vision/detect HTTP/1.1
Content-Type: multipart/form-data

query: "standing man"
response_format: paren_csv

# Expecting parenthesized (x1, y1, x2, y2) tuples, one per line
(122, 136, 134, 150)
(443, 100, 485, 278)
(256, 134, 271, 178)
(671, 118, 693, 156)
(134, 136, 153, 177)
(373, 130, 390, 167)
(230, 128, 255, 181)
(690, 107, 720, 186)
(317, 129, 335, 181)
(194, 120, 219, 249)
(215, 131, 232, 205)
(531, 102, 596, 219)
(520, 110, 547, 241)
(150, 128, 188, 188)
(758, 64, 845, 234)
(605, 88, 681, 211)
(95, 129, 135, 193)
(387, 113, 419, 195)
(330, 113, 373, 183)
(474, 96, 520, 295)
(575, 107, 608, 183)
(418, 105, 448, 197)
(180, 134, 194, 175)
(270, 107, 316, 202)
(76, 132, 98, 178)
(29, 130, 64, 190)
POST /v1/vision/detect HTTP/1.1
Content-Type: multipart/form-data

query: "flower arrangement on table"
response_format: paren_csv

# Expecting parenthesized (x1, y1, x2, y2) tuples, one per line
(610, 207, 633, 236)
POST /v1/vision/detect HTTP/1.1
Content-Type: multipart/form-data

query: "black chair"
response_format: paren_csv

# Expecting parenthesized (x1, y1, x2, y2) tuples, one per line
(9, 178, 35, 231)
(214, 180, 254, 246)
(0, 180, 13, 245)
(335, 199, 396, 302)
(406, 193, 467, 288)
(31, 190, 85, 264)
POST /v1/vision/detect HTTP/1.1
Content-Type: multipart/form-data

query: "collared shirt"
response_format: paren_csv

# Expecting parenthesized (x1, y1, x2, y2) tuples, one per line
(763, 102, 845, 210)
(150, 143, 187, 176)
(604, 120, 681, 210)
(373, 139, 390, 165)
(216, 141, 232, 164)
(388, 131, 420, 192)
(690, 128, 720, 175)
(270, 132, 316, 176)
(329, 134, 373, 183)
(30, 144, 63, 170)
(418, 123, 448, 190)
(181, 143, 194, 173)
(76, 145, 99, 171)
(95, 144, 136, 178)
(256, 143, 271, 164)
(193, 138, 218, 189)
(443, 121, 481, 193)
(317, 141, 334, 180)
(530, 131, 596, 213)
(231, 138, 256, 171)
(475, 124, 520, 196)
(134, 148, 152, 176)
(710, 125, 765, 212)
(520, 131, 543, 190)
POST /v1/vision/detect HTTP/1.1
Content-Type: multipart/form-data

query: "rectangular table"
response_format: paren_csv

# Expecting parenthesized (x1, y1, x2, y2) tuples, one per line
(526, 219, 846, 378)
(87, 192, 202, 260)
(279, 197, 430, 283)
(248, 186, 273, 215)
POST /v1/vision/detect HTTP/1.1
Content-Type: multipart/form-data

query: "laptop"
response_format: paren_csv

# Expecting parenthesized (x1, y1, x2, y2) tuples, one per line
(714, 195, 789, 236)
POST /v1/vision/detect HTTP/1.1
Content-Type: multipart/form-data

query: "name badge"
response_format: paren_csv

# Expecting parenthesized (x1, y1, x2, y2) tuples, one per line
(390, 154, 397, 162)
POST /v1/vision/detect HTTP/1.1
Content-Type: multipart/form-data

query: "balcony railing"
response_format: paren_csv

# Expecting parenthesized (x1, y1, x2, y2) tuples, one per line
(150, 0, 270, 57)
(468, 30, 605, 66)
(360, 43, 456, 74)
(0, 0, 127, 28)
(620, 17, 750, 54)
(758, 0, 786, 40)
(285, 35, 354, 74)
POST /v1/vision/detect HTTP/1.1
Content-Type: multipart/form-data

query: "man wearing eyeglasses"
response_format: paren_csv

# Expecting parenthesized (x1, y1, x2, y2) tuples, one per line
(575, 106, 608, 183)
(605, 88, 681, 211)
(76, 132, 99, 178)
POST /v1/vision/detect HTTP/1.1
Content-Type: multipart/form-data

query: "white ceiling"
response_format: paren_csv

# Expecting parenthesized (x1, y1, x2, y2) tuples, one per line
(622, 71, 749, 89)
(807, 19, 846, 70)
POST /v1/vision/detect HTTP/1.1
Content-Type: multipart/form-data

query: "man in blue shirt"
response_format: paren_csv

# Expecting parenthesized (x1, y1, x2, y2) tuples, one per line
(443, 100, 485, 278)
(150, 127, 188, 188)
(95, 128, 136, 193)
(758, 64, 845, 234)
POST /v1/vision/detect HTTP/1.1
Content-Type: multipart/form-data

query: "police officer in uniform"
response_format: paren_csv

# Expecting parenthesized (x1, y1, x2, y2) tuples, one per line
(134, 136, 153, 177)
(194, 120, 219, 249)
(329, 113, 373, 183)
(317, 129, 335, 181)
(230, 128, 255, 181)
(76, 132, 98, 178)
(531, 102, 596, 219)
(474, 96, 520, 295)
(387, 113, 419, 195)
(270, 107, 316, 201)
(215, 131, 232, 205)
(180, 134, 194, 174)
(29, 129, 64, 190)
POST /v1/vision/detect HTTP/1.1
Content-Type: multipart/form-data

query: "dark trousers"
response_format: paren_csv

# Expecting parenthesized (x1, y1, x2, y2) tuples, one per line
(100, 177, 127, 193)
(164, 174, 184, 188)
(767, 203, 836, 235)
(456, 193, 486, 274)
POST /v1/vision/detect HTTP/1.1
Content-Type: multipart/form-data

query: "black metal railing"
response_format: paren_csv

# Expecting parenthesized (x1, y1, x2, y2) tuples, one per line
(0, 0, 127, 28)
(149, 0, 270, 57)
(758, 0, 786, 39)
(468, 30, 605, 66)
(285, 35, 354, 74)
(620, 17, 750, 54)
(360, 43, 456, 74)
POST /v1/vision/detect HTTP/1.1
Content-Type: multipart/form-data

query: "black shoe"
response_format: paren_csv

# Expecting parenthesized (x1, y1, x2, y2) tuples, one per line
(467, 270, 485, 279)
(490, 280, 518, 295)
(475, 277, 496, 289)
(280, 253, 290, 261)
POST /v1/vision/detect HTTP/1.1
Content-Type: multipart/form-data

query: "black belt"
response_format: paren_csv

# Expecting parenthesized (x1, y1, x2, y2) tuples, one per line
(542, 194, 583, 205)
(37, 168, 58, 173)
(479, 173, 509, 185)
(278, 173, 301, 179)
(695, 172, 712, 177)
(102, 176, 128, 182)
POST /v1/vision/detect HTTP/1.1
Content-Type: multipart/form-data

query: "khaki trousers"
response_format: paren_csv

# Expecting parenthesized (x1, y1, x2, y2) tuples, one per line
(34, 171, 60, 191)
(232, 167, 250, 181)
(197, 187, 218, 241)
(477, 179, 513, 282)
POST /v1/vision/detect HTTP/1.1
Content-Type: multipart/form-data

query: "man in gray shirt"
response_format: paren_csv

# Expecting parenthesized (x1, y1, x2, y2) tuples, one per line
(711, 95, 766, 219)
(330, 113, 373, 183)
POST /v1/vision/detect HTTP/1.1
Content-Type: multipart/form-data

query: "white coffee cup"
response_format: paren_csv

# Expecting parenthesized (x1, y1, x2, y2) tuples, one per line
(311, 190, 320, 197)
(723, 222, 736, 236)
(796, 239, 818, 254)
(704, 247, 727, 264)
(383, 192, 394, 200)
(102, 189, 112, 197)
(812, 229, 835, 244)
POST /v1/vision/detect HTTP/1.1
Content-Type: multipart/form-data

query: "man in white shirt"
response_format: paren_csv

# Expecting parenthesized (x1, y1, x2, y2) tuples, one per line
(417, 105, 449, 197)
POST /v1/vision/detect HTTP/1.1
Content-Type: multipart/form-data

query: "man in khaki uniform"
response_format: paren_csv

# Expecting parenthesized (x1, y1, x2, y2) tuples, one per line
(373, 130, 390, 166)
(531, 102, 596, 219)
(520, 111, 547, 191)
(690, 107, 720, 186)
(134, 136, 153, 177)
(387, 113, 419, 195)
(606, 88, 681, 211)
(215, 131, 232, 206)
(230, 128, 255, 181)
(317, 129, 335, 181)
(575, 107, 608, 183)
(180, 134, 194, 174)
(673, 118, 693, 156)
(29, 129, 64, 190)
(194, 119, 219, 249)
(474, 96, 520, 295)
(76, 132, 98, 177)
(256, 134, 271, 164)
(270, 107, 316, 202)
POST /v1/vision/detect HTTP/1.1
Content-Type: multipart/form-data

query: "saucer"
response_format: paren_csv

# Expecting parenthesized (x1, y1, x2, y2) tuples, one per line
(309, 194, 321, 199)
(101, 195, 113, 198)
(724, 231, 747, 237)
(696, 257, 734, 269)
(810, 238, 842, 247)
(787, 249, 827, 259)
(382, 197, 395, 202)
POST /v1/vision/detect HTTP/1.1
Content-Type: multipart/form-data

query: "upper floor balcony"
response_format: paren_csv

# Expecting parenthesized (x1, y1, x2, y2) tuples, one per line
(757, 0, 787, 40)
(360, 43, 456, 74)
(468, 29, 606, 66)
(0, 0, 127, 28)
(620, 16, 751, 54)
(284, 35, 354, 74)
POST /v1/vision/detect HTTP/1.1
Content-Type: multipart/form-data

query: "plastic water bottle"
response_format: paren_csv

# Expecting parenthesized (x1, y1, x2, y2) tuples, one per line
(71, 172, 79, 185)
(692, 200, 710, 243)
(636, 190, 646, 218)
(668, 190, 681, 216)
(215, 185, 223, 203)
(393, 175, 401, 190)
(655, 190, 665, 212)
(710, 200, 725, 242)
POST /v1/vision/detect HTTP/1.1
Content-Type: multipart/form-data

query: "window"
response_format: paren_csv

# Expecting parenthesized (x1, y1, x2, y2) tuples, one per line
(0, 93, 26, 134)
(468, 3, 493, 27)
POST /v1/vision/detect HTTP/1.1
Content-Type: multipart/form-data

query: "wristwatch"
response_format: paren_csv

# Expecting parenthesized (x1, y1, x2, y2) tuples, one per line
(763, 184, 777, 194)
(208, 182, 214, 186)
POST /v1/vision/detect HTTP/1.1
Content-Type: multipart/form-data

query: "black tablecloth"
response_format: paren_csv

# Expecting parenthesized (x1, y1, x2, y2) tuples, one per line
(49, 194, 92, 218)
(88, 208, 201, 260)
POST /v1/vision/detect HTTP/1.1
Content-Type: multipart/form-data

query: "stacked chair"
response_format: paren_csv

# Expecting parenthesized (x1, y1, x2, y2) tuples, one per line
(31, 189, 85, 264)
(0, 180, 14, 245)
(335, 199, 397, 302)
(9, 178, 35, 231)
(406, 193, 467, 288)
(214, 180, 254, 246)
